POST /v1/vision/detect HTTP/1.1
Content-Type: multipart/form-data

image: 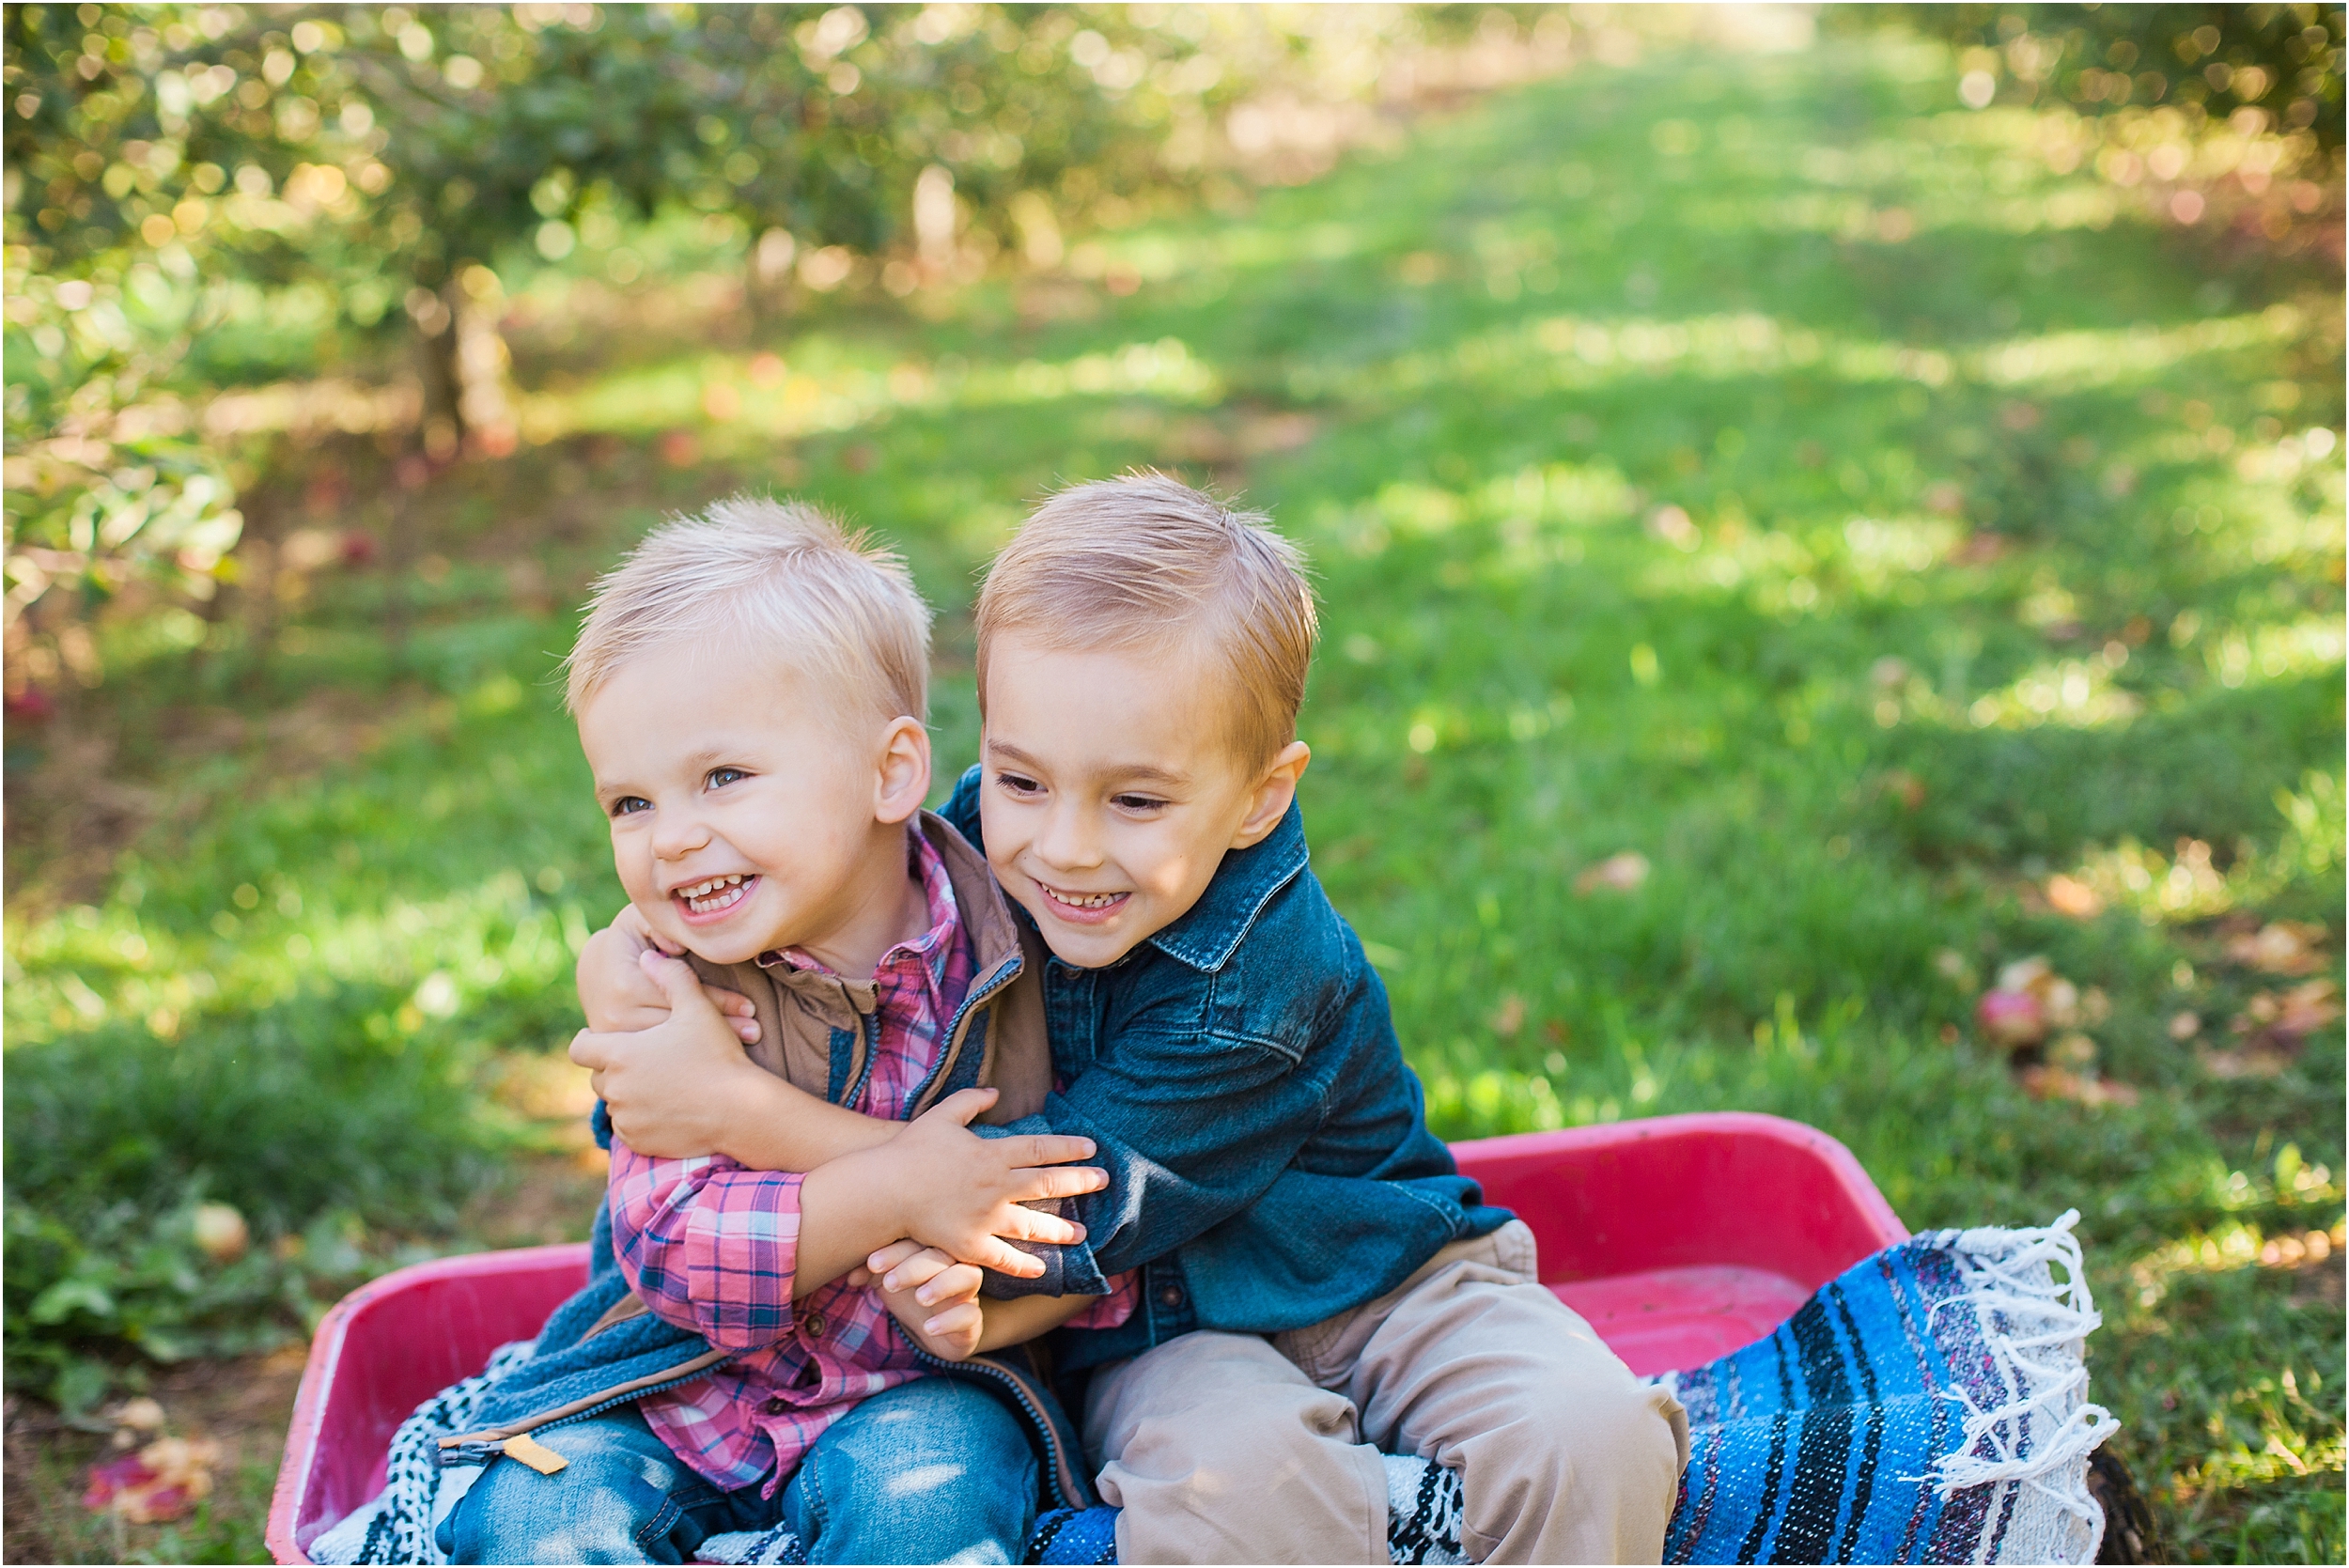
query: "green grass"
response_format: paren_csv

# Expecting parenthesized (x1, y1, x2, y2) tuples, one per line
(7, 31, 2342, 1563)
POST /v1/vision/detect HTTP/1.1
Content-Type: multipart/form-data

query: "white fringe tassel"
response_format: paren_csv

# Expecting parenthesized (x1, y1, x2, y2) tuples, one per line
(1920, 1209, 2119, 1565)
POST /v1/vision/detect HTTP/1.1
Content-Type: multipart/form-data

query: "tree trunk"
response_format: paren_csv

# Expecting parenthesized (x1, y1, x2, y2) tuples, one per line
(745, 226, 797, 337)
(391, 283, 463, 658)
(451, 281, 516, 455)
(412, 283, 466, 462)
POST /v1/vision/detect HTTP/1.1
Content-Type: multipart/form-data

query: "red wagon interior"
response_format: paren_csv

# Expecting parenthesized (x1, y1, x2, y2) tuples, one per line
(1456, 1112, 1907, 1375)
(267, 1110, 1906, 1563)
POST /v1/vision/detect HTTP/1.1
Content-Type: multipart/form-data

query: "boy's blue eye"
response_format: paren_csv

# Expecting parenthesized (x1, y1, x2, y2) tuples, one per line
(708, 768, 748, 789)
(1112, 794, 1165, 813)
(993, 770, 1042, 796)
(611, 796, 651, 817)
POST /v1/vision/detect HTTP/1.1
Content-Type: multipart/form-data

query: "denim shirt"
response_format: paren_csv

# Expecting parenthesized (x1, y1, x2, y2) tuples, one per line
(942, 766, 1511, 1372)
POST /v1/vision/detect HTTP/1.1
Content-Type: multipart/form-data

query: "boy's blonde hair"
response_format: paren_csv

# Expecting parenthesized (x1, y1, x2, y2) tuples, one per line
(974, 473, 1317, 766)
(564, 494, 932, 725)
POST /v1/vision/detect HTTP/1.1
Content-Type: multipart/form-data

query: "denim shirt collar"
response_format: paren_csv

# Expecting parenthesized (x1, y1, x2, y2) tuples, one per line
(1143, 800, 1310, 972)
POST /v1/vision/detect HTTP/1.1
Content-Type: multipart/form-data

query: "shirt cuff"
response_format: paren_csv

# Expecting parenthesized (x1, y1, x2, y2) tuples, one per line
(979, 1232, 1111, 1298)
(969, 1116, 1112, 1297)
(970, 1114, 1051, 1139)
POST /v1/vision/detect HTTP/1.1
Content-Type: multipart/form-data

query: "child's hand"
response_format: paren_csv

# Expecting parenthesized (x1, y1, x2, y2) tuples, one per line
(571, 952, 768, 1157)
(872, 1239, 986, 1311)
(577, 906, 757, 1043)
(868, 1240, 984, 1361)
(866, 1241, 1108, 1359)
(885, 1089, 1108, 1278)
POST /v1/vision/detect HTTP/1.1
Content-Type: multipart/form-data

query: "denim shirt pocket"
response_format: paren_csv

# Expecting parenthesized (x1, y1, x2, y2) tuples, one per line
(1204, 954, 1332, 1068)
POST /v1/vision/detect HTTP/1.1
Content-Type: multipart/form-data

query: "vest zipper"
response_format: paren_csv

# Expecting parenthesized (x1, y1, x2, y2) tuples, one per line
(909, 949, 1023, 1115)
(442, 1343, 1088, 1514)
(435, 1349, 738, 1467)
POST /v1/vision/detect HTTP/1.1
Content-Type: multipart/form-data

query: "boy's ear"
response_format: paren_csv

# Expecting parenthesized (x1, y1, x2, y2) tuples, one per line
(874, 716, 933, 826)
(1229, 741, 1311, 850)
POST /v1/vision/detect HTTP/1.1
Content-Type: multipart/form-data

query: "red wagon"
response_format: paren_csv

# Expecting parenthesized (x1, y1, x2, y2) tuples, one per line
(267, 1111, 1908, 1563)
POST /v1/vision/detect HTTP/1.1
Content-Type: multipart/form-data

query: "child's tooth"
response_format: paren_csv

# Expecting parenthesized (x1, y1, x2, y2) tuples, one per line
(683, 874, 754, 912)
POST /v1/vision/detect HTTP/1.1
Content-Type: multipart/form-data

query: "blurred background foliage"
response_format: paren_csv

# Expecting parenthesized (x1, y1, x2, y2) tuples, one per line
(3, 4, 2344, 1561)
(1873, 3, 2345, 145)
(5, 0, 1558, 654)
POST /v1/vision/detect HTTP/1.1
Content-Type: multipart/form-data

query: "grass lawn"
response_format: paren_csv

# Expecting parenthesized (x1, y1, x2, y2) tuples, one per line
(7, 29, 2341, 1563)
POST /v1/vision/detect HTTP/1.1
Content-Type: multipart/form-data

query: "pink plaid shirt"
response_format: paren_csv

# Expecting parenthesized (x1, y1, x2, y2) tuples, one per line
(609, 831, 1133, 1495)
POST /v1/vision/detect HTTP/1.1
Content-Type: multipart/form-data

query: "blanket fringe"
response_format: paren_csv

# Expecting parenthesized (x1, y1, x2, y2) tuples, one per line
(1921, 1210, 2117, 1560)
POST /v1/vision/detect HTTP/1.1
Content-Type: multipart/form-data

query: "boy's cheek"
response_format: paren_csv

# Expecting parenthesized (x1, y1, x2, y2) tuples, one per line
(996, 880, 1045, 929)
(608, 837, 654, 906)
(633, 898, 690, 952)
(613, 880, 684, 954)
(983, 850, 1044, 920)
(609, 843, 671, 926)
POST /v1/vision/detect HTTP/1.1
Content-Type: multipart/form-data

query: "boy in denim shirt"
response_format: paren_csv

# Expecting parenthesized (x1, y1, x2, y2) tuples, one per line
(583, 476, 1688, 1562)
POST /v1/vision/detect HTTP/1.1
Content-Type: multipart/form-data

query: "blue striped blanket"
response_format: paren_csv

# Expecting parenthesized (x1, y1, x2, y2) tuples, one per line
(316, 1216, 2113, 1566)
(1652, 1212, 2113, 1563)
(1025, 1214, 2116, 1566)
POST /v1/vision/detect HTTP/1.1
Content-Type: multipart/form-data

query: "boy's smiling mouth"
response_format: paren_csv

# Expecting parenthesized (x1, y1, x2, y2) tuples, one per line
(674, 873, 759, 919)
(1035, 880, 1130, 924)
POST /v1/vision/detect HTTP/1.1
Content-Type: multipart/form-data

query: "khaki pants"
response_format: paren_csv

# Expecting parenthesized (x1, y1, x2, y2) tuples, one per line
(1081, 1221, 1689, 1564)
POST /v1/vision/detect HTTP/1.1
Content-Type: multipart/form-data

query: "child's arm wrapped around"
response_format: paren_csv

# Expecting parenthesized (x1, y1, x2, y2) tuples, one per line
(575, 931, 1107, 1283)
(864, 1238, 1116, 1361)
(583, 940, 1111, 1352)
(574, 909, 895, 1169)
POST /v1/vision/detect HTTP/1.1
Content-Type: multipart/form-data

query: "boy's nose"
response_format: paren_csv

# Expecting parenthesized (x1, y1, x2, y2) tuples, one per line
(1033, 805, 1103, 870)
(651, 814, 712, 860)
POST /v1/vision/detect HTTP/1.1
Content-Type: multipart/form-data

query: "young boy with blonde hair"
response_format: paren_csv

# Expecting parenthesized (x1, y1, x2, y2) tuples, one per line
(433, 497, 1120, 1565)
(583, 476, 1688, 1563)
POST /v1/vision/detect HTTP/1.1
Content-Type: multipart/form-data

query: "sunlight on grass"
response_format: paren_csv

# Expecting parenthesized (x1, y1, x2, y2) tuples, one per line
(521, 335, 1220, 444)
(2131, 1218, 2345, 1308)
(2169, 1366, 2347, 1508)
(5, 862, 592, 1053)
(1962, 653, 2144, 729)
(2046, 774, 2340, 933)
(1971, 307, 2314, 387)
(1345, 305, 2327, 413)
(1320, 464, 1638, 551)
(5, 660, 611, 1055)
(2206, 615, 2348, 689)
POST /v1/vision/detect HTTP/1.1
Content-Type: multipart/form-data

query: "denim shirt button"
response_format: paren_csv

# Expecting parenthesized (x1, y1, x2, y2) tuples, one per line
(1156, 1284, 1185, 1310)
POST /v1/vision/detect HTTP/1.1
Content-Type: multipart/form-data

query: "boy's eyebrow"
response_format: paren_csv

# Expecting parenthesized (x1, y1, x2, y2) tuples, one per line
(587, 743, 750, 798)
(986, 738, 1189, 787)
(1110, 763, 1190, 787)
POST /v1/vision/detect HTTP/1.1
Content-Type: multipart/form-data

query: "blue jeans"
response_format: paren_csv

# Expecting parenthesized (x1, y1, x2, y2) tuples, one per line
(441, 1376, 1041, 1564)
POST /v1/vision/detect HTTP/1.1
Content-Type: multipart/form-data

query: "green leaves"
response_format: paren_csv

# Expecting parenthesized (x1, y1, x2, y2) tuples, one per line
(1869, 5, 2346, 147)
(29, 1274, 120, 1327)
(3, 1187, 397, 1409)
